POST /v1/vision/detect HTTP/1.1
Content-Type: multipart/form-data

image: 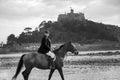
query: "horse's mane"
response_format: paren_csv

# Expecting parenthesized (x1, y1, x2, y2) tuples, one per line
(53, 44, 64, 53)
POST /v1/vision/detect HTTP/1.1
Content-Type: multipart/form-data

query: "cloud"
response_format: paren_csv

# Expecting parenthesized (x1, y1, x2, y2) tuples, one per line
(42, 0, 92, 6)
(103, 0, 120, 7)
(41, 0, 94, 12)
(103, 15, 120, 26)
(80, 0, 120, 26)
(84, 2, 118, 17)
(0, 0, 95, 20)
(0, 0, 58, 20)
(0, 0, 119, 20)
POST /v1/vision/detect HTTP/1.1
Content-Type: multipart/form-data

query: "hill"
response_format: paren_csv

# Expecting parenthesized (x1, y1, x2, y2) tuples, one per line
(7, 19, 120, 45)
(39, 19, 120, 43)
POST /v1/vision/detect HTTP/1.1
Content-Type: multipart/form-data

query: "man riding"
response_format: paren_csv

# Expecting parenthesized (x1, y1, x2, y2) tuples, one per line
(38, 30, 55, 69)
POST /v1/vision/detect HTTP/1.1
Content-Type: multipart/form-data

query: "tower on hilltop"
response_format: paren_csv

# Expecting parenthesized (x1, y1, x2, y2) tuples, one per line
(58, 8, 85, 22)
(70, 8, 74, 14)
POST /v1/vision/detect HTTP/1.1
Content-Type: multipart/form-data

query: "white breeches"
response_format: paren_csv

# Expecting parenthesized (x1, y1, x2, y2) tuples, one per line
(46, 51, 55, 59)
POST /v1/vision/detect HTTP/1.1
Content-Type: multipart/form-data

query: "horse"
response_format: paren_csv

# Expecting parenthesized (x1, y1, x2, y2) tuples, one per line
(12, 41, 78, 80)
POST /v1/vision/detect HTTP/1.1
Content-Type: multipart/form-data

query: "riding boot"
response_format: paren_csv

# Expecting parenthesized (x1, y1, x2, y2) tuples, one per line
(49, 58, 55, 69)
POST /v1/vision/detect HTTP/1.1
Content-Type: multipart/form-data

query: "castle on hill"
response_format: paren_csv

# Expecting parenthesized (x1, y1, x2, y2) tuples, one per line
(57, 9, 85, 22)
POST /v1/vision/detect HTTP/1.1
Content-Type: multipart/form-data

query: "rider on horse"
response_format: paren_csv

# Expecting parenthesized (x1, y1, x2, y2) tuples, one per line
(38, 30, 55, 69)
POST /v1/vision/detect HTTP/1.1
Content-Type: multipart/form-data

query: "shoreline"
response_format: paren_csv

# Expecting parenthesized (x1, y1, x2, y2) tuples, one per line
(0, 50, 120, 57)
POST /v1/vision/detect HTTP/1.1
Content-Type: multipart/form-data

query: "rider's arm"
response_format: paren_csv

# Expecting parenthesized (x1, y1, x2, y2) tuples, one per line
(44, 38, 51, 50)
(49, 39, 51, 51)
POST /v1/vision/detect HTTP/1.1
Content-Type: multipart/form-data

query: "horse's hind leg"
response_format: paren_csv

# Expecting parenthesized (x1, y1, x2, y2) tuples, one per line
(22, 68, 32, 80)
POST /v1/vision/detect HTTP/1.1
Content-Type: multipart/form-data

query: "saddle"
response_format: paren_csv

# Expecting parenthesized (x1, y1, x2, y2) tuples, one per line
(45, 55, 55, 69)
(45, 54, 56, 62)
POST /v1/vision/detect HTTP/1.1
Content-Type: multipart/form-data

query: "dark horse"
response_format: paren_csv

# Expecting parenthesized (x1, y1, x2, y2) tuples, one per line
(12, 41, 78, 80)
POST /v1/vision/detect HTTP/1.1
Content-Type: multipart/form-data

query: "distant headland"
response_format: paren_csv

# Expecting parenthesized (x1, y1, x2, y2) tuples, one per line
(0, 8, 120, 52)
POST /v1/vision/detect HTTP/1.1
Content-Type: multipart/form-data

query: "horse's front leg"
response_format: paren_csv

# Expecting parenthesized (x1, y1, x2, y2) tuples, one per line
(57, 68, 64, 80)
(48, 69, 55, 80)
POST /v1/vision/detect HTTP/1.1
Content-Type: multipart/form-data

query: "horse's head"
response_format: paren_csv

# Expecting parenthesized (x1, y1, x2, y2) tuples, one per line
(65, 41, 79, 55)
(54, 41, 79, 57)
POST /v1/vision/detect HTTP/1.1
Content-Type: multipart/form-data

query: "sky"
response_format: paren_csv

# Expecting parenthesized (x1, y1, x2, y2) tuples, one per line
(0, 0, 120, 43)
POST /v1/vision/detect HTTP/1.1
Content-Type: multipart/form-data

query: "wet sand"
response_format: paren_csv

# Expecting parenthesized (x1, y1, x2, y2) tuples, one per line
(0, 65, 120, 80)
(0, 52, 120, 80)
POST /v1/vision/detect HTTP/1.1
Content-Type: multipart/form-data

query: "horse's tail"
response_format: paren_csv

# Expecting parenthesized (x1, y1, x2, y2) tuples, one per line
(12, 54, 25, 80)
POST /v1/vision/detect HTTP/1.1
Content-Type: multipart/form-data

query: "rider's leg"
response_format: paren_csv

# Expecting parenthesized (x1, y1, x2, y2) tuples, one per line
(49, 57, 55, 69)
(47, 51, 55, 69)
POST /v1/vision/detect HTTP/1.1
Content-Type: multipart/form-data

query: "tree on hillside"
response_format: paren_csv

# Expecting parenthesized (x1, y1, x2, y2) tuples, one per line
(38, 21, 46, 31)
(7, 34, 17, 46)
(24, 27, 32, 32)
(17, 32, 26, 43)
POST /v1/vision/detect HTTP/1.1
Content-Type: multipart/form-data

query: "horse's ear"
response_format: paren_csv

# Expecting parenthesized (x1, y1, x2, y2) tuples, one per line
(68, 41, 72, 44)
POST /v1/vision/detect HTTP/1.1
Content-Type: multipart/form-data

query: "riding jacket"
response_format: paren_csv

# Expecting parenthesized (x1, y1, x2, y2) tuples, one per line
(38, 36, 51, 54)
